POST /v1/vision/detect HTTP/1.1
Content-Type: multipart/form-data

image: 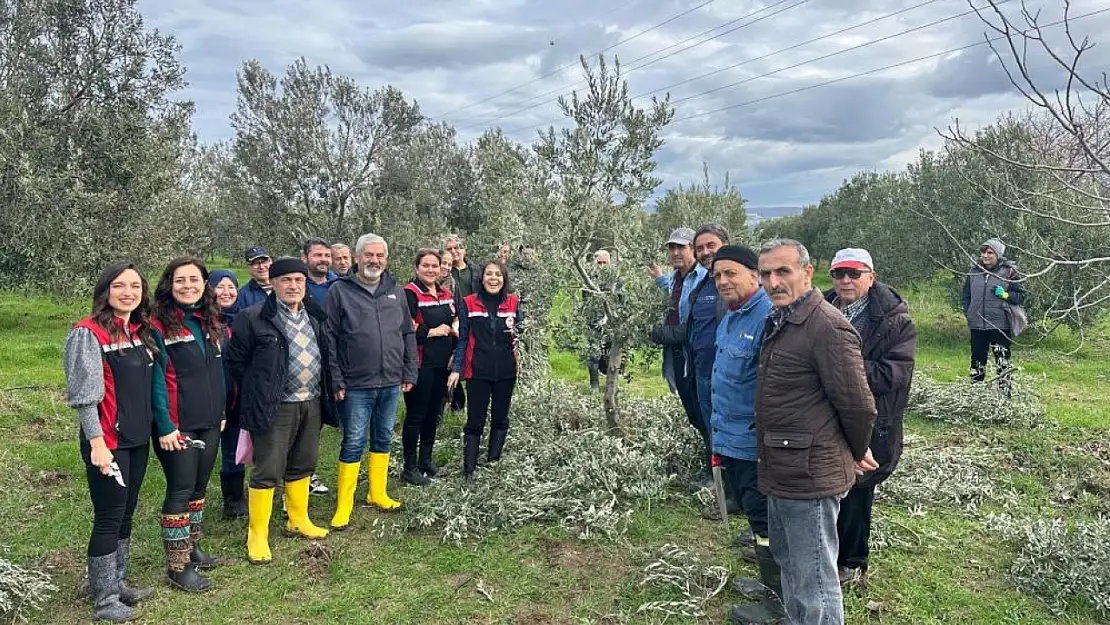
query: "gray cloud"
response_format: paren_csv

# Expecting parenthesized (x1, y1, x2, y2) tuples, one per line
(137, 0, 1110, 206)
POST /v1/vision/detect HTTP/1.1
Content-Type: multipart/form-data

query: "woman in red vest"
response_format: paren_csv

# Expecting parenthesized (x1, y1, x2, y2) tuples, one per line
(448, 260, 523, 478)
(401, 248, 458, 485)
(150, 257, 227, 592)
(64, 262, 176, 623)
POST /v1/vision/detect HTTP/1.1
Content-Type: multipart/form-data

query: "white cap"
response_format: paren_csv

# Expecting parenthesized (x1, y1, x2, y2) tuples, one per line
(830, 248, 874, 271)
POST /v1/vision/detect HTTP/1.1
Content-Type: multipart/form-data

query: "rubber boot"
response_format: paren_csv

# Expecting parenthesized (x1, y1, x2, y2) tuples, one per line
(161, 513, 211, 593)
(188, 499, 219, 570)
(246, 487, 274, 565)
(417, 442, 438, 477)
(463, 433, 481, 478)
(88, 552, 135, 622)
(115, 539, 153, 605)
(366, 452, 402, 511)
(729, 543, 785, 624)
(330, 461, 361, 530)
(284, 477, 329, 539)
(221, 472, 248, 519)
(487, 428, 508, 463)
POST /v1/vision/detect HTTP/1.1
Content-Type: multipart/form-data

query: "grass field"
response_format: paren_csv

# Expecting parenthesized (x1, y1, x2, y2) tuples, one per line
(1, 274, 1108, 624)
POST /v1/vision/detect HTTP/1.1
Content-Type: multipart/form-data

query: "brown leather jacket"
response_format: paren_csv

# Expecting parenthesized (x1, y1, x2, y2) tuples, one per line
(755, 289, 877, 500)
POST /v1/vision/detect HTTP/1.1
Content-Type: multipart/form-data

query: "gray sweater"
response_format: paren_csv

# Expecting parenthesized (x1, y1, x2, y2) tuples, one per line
(63, 327, 107, 441)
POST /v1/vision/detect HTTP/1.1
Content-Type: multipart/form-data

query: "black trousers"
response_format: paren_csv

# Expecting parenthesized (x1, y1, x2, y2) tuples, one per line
(402, 366, 449, 464)
(836, 484, 875, 571)
(721, 455, 768, 537)
(249, 400, 322, 489)
(970, 329, 1013, 383)
(83, 441, 149, 557)
(154, 425, 220, 515)
(674, 370, 703, 433)
(450, 383, 466, 411)
(464, 378, 516, 436)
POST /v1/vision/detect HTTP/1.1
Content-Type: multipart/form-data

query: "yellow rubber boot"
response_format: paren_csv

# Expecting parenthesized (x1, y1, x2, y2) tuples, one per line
(284, 477, 329, 539)
(246, 487, 273, 565)
(329, 461, 361, 531)
(366, 452, 402, 511)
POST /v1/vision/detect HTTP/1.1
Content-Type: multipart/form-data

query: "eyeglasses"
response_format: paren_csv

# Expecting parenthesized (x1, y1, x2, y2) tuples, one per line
(830, 268, 870, 280)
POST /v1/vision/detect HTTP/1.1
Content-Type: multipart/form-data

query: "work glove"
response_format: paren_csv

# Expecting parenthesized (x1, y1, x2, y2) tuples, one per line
(994, 285, 1009, 299)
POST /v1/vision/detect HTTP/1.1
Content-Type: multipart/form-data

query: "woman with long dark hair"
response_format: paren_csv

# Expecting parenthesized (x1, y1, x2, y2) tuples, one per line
(401, 249, 458, 485)
(448, 260, 523, 478)
(208, 269, 248, 519)
(149, 257, 227, 592)
(64, 262, 176, 622)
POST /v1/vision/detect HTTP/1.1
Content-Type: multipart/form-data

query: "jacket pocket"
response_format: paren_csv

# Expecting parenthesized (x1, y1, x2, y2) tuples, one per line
(763, 430, 813, 482)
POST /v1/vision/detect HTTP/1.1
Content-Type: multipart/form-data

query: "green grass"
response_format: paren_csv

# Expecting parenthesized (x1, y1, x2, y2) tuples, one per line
(2, 275, 1109, 624)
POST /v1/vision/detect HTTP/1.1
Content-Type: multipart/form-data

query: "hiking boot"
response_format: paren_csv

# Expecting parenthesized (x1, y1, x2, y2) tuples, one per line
(839, 565, 868, 589)
(402, 465, 431, 486)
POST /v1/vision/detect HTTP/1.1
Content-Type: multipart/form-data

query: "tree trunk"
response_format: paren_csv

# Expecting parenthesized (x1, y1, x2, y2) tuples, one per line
(603, 339, 624, 437)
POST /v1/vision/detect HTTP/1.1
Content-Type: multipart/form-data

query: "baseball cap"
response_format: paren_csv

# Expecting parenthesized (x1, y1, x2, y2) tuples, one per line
(666, 227, 695, 246)
(830, 248, 874, 271)
(245, 246, 270, 263)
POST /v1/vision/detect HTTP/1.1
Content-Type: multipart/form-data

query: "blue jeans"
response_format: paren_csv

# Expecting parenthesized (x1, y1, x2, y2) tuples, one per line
(340, 386, 401, 462)
(696, 375, 713, 433)
(220, 422, 244, 474)
(768, 494, 845, 625)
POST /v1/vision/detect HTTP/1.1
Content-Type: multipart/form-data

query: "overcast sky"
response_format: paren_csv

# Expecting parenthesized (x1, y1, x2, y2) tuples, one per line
(139, 0, 1110, 209)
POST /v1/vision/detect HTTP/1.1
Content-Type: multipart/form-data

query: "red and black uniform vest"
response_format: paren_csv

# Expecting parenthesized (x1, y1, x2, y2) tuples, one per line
(73, 317, 155, 450)
(404, 280, 458, 369)
(153, 311, 226, 432)
(461, 293, 520, 381)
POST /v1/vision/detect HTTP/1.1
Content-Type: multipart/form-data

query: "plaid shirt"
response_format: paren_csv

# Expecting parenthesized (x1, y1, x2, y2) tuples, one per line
(838, 293, 871, 332)
(770, 289, 814, 333)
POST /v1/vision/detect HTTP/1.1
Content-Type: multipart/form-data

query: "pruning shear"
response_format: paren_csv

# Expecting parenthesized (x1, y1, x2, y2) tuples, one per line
(710, 454, 729, 533)
(107, 461, 126, 488)
(178, 436, 206, 450)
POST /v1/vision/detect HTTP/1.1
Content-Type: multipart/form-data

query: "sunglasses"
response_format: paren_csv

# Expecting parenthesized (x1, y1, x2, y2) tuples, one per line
(830, 268, 870, 280)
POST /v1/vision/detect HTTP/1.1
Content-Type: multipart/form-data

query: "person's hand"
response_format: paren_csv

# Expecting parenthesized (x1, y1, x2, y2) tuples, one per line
(220, 419, 226, 433)
(650, 324, 664, 345)
(854, 448, 879, 476)
(159, 430, 184, 452)
(402, 383, 414, 393)
(335, 388, 346, 402)
(447, 372, 460, 390)
(994, 285, 1009, 299)
(648, 263, 663, 279)
(89, 437, 114, 476)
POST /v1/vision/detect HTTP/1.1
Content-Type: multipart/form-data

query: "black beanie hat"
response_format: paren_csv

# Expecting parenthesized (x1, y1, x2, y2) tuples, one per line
(712, 245, 759, 271)
(269, 257, 309, 280)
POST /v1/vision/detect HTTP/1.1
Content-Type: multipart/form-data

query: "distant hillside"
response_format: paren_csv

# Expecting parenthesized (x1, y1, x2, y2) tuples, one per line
(746, 205, 804, 228)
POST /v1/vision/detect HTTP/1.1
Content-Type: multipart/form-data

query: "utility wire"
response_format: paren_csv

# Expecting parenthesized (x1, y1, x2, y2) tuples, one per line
(431, 0, 715, 119)
(454, 0, 809, 130)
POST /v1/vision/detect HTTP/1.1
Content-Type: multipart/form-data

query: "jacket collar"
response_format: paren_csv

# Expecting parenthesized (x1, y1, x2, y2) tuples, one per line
(260, 291, 326, 322)
(739, 287, 769, 313)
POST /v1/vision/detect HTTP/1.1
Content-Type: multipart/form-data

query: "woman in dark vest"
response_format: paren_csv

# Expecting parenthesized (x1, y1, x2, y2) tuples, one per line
(448, 260, 523, 478)
(64, 262, 175, 623)
(401, 249, 458, 485)
(150, 257, 227, 592)
(208, 269, 247, 519)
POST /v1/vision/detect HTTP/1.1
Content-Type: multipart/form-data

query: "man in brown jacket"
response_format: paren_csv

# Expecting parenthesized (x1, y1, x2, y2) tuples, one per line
(733, 239, 877, 625)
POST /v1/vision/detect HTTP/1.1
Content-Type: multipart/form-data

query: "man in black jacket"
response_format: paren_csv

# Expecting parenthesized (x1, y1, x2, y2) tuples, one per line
(227, 257, 337, 565)
(825, 248, 917, 588)
(325, 233, 418, 529)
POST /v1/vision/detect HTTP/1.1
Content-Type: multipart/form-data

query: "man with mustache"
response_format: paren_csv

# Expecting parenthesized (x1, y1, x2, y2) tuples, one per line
(745, 239, 877, 625)
(226, 257, 337, 565)
(330, 243, 353, 277)
(324, 233, 418, 528)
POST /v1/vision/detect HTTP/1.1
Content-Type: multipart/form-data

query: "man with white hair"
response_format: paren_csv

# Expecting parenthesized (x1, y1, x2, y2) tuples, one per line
(594, 249, 611, 266)
(324, 234, 418, 530)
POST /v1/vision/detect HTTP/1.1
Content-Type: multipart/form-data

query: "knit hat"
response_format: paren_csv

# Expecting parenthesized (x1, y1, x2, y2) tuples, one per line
(830, 248, 874, 271)
(269, 257, 309, 280)
(982, 238, 1006, 258)
(712, 245, 759, 271)
(208, 269, 239, 289)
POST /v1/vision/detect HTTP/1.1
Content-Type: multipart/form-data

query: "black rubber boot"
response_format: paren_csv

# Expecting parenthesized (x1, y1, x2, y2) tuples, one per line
(189, 501, 220, 570)
(221, 472, 248, 519)
(417, 442, 438, 477)
(88, 552, 135, 622)
(729, 544, 785, 624)
(115, 539, 153, 605)
(463, 434, 481, 478)
(487, 428, 508, 463)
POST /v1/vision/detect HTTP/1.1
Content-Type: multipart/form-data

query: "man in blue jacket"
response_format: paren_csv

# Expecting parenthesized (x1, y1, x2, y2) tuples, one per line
(707, 246, 778, 625)
(302, 237, 338, 304)
(236, 246, 273, 310)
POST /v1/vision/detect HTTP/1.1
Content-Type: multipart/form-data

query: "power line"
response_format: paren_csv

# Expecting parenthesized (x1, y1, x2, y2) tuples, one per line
(670, 5, 1110, 124)
(430, 0, 715, 119)
(454, 0, 809, 131)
